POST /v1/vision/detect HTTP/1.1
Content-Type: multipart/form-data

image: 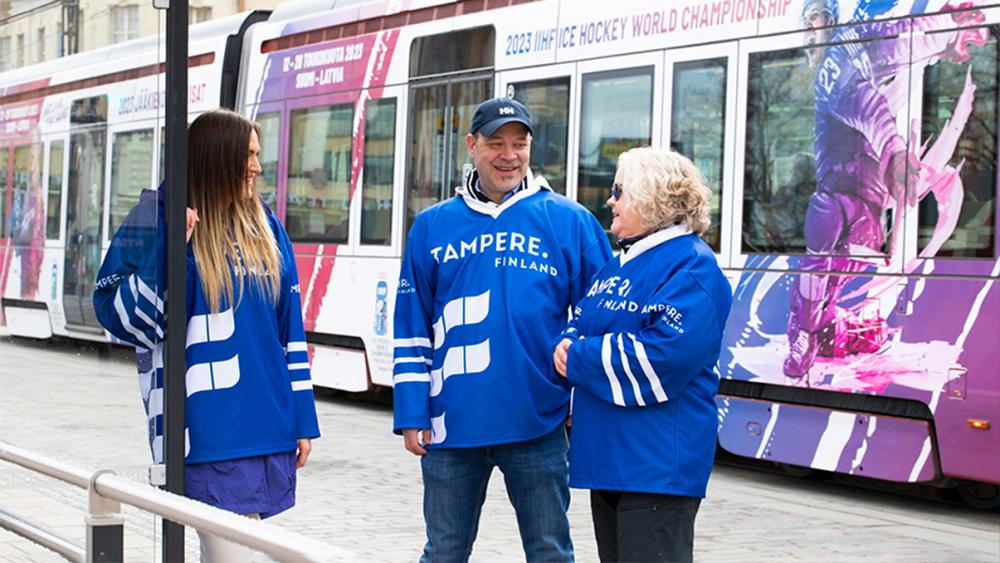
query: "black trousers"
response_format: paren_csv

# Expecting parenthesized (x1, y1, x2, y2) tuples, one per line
(590, 490, 701, 563)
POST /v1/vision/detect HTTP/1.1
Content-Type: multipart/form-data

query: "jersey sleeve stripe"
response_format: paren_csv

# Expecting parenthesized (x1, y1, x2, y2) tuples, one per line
(287, 362, 310, 371)
(393, 372, 431, 384)
(601, 334, 626, 406)
(616, 334, 645, 407)
(114, 290, 156, 349)
(134, 307, 164, 340)
(128, 275, 163, 337)
(393, 337, 432, 349)
(285, 341, 308, 354)
(629, 334, 668, 403)
(393, 355, 432, 366)
(291, 380, 313, 391)
(135, 276, 165, 314)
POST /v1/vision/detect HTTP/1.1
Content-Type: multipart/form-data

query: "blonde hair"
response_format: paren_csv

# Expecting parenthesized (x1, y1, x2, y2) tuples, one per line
(616, 146, 712, 235)
(187, 109, 280, 313)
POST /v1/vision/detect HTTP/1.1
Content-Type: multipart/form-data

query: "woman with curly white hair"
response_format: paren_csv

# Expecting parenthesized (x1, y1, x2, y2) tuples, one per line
(553, 146, 732, 562)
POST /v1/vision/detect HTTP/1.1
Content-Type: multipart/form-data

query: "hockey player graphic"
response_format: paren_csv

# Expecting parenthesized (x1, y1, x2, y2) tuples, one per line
(784, 0, 987, 378)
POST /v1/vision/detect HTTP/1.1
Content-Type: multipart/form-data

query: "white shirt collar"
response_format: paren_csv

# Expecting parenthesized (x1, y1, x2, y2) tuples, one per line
(619, 224, 693, 265)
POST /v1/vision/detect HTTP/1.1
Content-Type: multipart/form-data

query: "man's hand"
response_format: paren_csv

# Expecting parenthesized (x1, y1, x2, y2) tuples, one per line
(553, 338, 573, 378)
(296, 438, 312, 468)
(403, 428, 432, 456)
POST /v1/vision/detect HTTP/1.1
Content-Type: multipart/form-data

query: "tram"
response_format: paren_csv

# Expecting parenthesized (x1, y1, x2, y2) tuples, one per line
(1, 0, 997, 506)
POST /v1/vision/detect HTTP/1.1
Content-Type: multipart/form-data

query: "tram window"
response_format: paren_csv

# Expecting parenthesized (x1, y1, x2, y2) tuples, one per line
(744, 34, 922, 257)
(410, 26, 494, 78)
(361, 97, 396, 246)
(449, 79, 492, 191)
(0, 147, 7, 238)
(672, 58, 726, 252)
(11, 144, 43, 246)
(406, 77, 492, 234)
(578, 67, 653, 241)
(256, 112, 280, 210)
(743, 48, 816, 254)
(65, 123, 107, 326)
(408, 85, 447, 231)
(46, 141, 64, 239)
(287, 103, 353, 243)
(511, 77, 570, 195)
(919, 30, 997, 258)
(109, 129, 154, 235)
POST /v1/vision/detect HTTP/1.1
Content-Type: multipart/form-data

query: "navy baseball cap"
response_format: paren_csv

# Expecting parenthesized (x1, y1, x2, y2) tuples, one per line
(469, 97, 533, 137)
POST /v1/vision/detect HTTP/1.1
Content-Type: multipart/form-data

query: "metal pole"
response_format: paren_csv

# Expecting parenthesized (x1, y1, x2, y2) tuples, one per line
(0, 441, 354, 562)
(0, 508, 85, 562)
(164, 0, 188, 560)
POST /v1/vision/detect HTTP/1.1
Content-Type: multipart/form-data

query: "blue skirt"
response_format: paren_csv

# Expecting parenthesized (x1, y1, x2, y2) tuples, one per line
(185, 451, 297, 518)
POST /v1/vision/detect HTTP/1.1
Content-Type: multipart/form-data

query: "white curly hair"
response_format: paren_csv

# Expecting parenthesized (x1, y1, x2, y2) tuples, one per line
(615, 146, 712, 235)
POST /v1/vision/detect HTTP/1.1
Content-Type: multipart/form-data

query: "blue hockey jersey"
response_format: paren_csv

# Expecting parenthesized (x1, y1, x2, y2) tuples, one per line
(93, 188, 320, 464)
(393, 170, 612, 447)
(560, 226, 732, 497)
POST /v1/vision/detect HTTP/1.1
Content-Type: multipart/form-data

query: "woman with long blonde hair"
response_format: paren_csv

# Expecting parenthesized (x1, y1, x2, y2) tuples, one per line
(95, 108, 320, 561)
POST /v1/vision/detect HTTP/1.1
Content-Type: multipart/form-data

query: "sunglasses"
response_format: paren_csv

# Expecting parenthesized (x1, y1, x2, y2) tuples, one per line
(610, 183, 623, 201)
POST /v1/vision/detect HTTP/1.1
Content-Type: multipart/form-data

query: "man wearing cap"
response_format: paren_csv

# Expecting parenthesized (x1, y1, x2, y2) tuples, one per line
(392, 97, 612, 562)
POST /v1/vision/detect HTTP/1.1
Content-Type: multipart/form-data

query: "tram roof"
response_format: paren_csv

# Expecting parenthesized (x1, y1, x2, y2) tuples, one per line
(0, 11, 261, 94)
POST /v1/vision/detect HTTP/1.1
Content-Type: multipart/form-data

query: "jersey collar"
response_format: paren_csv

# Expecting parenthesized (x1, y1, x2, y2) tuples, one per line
(619, 224, 693, 265)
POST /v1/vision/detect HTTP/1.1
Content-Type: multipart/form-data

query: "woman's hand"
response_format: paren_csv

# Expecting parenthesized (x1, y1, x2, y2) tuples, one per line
(296, 438, 312, 468)
(553, 338, 573, 378)
(185, 207, 199, 242)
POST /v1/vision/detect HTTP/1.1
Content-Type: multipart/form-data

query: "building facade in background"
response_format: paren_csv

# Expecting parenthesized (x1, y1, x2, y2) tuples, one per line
(0, 0, 278, 71)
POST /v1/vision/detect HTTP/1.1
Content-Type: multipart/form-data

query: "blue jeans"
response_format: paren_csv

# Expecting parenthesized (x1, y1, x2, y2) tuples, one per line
(419, 426, 574, 563)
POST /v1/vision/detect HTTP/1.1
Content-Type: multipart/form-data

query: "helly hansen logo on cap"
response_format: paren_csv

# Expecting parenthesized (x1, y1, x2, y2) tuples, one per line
(470, 97, 533, 136)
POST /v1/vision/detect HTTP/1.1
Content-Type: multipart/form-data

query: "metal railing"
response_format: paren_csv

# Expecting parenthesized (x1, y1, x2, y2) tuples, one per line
(0, 440, 353, 562)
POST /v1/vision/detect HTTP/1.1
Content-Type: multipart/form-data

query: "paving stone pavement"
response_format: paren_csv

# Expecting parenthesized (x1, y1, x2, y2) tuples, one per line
(0, 336, 997, 562)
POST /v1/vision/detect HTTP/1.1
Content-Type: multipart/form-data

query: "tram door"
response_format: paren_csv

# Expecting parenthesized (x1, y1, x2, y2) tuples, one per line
(406, 77, 492, 234)
(62, 96, 107, 332)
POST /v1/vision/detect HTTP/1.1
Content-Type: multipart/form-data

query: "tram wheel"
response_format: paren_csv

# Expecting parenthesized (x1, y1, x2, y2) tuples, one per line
(955, 481, 1000, 510)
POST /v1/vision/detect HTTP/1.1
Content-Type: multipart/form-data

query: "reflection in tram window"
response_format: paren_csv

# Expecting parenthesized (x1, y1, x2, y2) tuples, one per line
(743, 48, 816, 254)
(361, 97, 396, 246)
(409, 26, 494, 78)
(10, 144, 44, 248)
(0, 148, 7, 238)
(449, 80, 492, 193)
(671, 58, 725, 252)
(511, 77, 570, 194)
(109, 129, 153, 235)
(64, 107, 107, 328)
(287, 104, 353, 243)
(47, 141, 64, 239)
(920, 32, 997, 259)
(406, 78, 491, 234)
(256, 112, 280, 210)
(408, 85, 447, 231)
(578, 67, 653, 240)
